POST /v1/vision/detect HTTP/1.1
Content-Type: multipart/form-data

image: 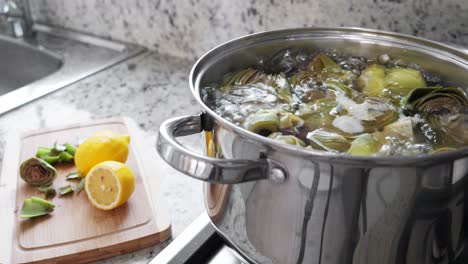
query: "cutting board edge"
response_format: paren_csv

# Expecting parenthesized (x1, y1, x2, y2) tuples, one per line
(18, 118, 129, 140)
(14, 225, 171, 264)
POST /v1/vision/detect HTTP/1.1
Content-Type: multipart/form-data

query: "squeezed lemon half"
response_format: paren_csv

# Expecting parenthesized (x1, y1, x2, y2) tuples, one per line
(85, 161, 135, 210)
(75, 130, 130, 177)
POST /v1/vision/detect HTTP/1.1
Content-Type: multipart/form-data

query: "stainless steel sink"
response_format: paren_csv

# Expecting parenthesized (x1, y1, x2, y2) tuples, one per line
(0, 35, 62, 94)
(0, 24, 145, 114)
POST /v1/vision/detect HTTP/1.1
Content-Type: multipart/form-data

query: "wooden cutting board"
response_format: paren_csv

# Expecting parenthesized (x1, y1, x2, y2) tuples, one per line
(0, 118, 171, 264)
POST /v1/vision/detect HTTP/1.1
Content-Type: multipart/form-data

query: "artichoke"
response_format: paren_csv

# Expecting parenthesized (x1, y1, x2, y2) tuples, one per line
(222, 68, 268, 86)
(361, 97, 399, 132)
(245, 109, 280, 134)
(333, 96, 398, 133)
(289, 71, 317, 87)
(383, 68, 426, 96)
(309, 53, 344, 74)
(20, 157, 57, 186)
(324, 80, 354, 97)
(309, 53, 356, 84)
(381, 117, 414, 142)
(272, 75, 293, 103)
(348, 133, 381, 156)
(279, 112, 304, 130)
(268, 132, 306, 147)
(332, 116, 365, 134)
(290, 53, 354, 87)
(296, 98, 337, 131)
(306, 129, 351, 152)
(263, 48, 312, 76)
(427, 114, 467, 147)
(222, 68, 293, 104)
(403, 87, 468, 115)
(357, 64, 386, 96)
(403, 86, 468, 147)
(358, 65, 426, 97)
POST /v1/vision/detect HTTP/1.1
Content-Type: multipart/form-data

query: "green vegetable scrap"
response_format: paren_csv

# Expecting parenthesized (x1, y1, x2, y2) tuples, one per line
(75, 178, 85, 194)
(59, 185, 74, 196)
(66, 171, 80, 179)
(35, 142, 77, 165)
(59, 151, 74, 163)
(38, 184, 56, 198)
(64, 143, 77, 155)
(20, 196, 55, 218)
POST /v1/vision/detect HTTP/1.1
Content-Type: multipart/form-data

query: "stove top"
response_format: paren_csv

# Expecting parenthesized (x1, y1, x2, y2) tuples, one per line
(151, 213, 468, 264)
(150, 213, 246, 264)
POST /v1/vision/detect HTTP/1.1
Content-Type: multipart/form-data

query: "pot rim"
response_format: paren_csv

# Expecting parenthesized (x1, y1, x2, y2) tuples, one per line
(189, 27, 468, 166)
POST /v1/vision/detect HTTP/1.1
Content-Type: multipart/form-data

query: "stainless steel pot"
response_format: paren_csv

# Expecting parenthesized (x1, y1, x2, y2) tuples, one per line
(157, 28, 468, 264)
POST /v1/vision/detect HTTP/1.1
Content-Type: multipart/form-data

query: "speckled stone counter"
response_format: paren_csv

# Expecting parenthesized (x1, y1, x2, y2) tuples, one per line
(0, 51, 205, 263)
(30, 0, 468, 60)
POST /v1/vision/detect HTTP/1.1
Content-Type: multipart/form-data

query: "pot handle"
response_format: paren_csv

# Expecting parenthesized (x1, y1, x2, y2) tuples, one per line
(157, 113, 287, 184)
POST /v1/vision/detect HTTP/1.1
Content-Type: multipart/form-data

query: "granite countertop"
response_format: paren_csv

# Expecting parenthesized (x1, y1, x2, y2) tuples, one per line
(0, 51, 206, 263)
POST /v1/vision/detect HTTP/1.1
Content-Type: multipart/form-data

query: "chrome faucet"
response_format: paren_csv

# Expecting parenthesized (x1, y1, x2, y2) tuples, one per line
(0, 0, 32, 37)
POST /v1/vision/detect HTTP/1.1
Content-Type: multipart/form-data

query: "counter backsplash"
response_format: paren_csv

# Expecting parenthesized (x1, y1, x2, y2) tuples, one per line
(30, 0, 467, 60)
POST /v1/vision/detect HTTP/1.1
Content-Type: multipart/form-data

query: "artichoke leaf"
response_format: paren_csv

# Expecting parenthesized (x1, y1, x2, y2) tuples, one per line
(270, 75, 293, 103)
(222, 68, 267, 86)
(75, 178, 85, 194)
(64, 143, 77, 156)
(289, 71, 316, 87)
(279, 112, 304, 129)
(35, 146, 52, 159)
(312, 53, 343, 74)
(324, 80, 354, 97)
(38, 184, 56, 198)
(245, 109, 280, 134)
(66, 171, 80, 180)
(20, 196, 55, 218)
(348, 133, 381, 156)
(306, 129, 351, 152)
(306, 53, 353, 82)
(59, 185, 74, 196)
(361, 98, 399, 132)
(268, 132, 306, 147)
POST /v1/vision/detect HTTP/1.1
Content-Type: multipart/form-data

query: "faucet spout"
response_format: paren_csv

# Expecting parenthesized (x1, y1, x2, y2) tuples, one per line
(0, 0, 33, 38)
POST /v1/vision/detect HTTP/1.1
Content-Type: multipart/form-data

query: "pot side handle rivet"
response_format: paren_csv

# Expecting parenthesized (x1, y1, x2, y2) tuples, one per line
(271, 168, 287, 183)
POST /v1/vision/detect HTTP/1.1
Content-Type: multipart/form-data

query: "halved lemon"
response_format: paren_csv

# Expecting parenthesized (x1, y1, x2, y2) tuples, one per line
(84, 161, 135, 210)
